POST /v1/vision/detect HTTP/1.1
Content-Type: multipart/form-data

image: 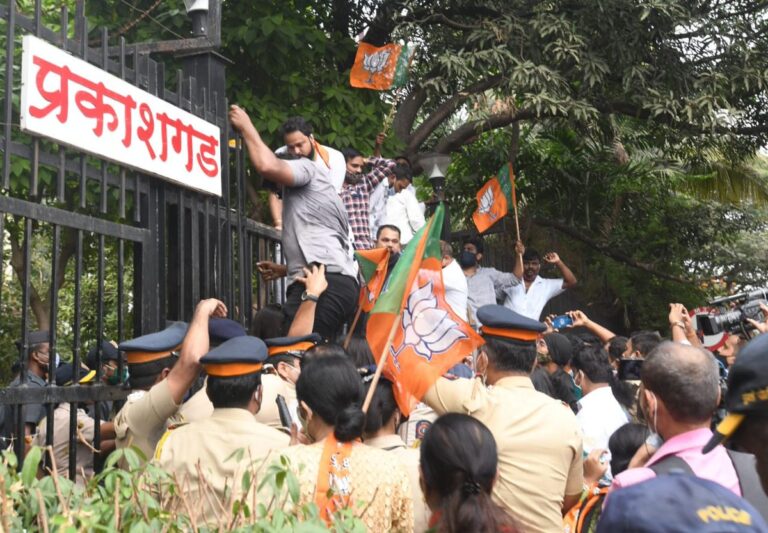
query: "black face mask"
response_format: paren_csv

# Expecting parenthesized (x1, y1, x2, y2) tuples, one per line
(345, 171, 363, 185)
(458, 250, 478, 269)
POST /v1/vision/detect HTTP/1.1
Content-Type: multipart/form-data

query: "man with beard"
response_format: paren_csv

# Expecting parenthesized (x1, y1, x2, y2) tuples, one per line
(340, 148, 397, 251)
(502, 248, 578, 321)
(230, 105, 358, 341)
(268, 117, 346, 231)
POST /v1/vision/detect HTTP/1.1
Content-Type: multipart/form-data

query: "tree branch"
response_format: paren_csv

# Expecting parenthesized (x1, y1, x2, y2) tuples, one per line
(433, 108, 536, 154)
(407, 75, 503, 152)
(8, 227, 49, 328)
(393, 86, 428, 145)
(532, 216, 694, 284)
(409, 13, 482, 31)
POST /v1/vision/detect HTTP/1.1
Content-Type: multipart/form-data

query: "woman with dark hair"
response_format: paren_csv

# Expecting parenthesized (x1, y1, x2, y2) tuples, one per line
(364, 378, 430, 532)
(538, 332, 579, 412)
(273, 354, 413, 530)
(420, 413, 519, 533)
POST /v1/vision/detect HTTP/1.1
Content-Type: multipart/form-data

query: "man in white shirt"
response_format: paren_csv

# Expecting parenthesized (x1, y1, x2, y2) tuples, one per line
(440, 240, 468, 322)
(571, 345, 630, 478)
(503, 247, 577, 320)
(385, 164, 425, 245)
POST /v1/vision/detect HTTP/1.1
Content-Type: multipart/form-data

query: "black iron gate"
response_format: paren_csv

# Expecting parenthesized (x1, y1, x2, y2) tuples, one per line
(0, 1, 281, 475)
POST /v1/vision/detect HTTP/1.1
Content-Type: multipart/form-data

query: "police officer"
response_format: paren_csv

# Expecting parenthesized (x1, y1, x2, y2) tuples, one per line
(33, 363, 115, 485)
(112, 298, 226, 462)
(1, 330, 51, 446)
(181, 317, 250, 417)
(154, 335, 289, 524)
(256, 333, 321, 430)
(704, 332, 768, 500)
(421, 305, 584, 533)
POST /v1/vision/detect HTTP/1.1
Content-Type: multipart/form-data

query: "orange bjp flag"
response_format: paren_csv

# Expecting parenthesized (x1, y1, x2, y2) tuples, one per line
(366, 205, 484, 415)
(472, 177, 508, 233)
(354, 247, 390, 313)
(350, 43, 402, 90)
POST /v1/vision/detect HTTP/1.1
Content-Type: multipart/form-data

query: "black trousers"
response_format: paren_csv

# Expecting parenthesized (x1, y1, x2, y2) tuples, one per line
(283, 273, 359, 342)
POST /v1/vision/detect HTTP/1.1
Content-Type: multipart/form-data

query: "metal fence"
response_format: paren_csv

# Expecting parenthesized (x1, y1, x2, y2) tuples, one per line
(0, 1, 280, 475)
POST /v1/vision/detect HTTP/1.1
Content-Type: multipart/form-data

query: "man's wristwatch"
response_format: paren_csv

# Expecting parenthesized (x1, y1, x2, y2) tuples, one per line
(671, 320, 686, 330)
(301, 291, 319, 303)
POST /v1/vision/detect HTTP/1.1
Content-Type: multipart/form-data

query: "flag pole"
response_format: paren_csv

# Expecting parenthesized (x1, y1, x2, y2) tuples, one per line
(509, 162, 523, 266)
(362, 313, 401, 413)
(343, 306, 363, 349)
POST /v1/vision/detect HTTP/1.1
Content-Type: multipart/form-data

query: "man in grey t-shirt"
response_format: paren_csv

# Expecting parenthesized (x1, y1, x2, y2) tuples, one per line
(229, 105, 358, 341)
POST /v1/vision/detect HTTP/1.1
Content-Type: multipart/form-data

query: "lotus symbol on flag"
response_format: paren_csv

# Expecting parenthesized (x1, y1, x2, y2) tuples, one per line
(391, 279, 467, 370)
(478, 186, 496, 220)
(363, 49, 392, 83)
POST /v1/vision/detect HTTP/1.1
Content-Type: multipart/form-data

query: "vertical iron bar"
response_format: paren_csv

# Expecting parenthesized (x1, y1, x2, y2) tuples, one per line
(46, 225, 60, 458)
(30, 139, 39, 198)
(93, 233, 105, 469)
(223, 98, 233, 314)
(203, 197, 210, 296)
(34, 0, 42, 35)
(14, 218, 32, 463)
(133, 44, 141, 224)
(190, 195, 200, 307)
(2, 0, 16, 189)
(176, 70, 185, 317)
(69, 228, 83, 481)
(178, 189, 185, 318)
(57, 6, 68, 201)
(235, 126, 246, 323)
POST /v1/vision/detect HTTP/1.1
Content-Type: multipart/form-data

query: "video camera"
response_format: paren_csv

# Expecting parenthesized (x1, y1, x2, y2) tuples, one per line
(697, 288, 768, 336)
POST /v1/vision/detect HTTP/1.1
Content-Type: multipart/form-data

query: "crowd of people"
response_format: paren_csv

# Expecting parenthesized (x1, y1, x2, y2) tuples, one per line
(1, 110, 768, 532)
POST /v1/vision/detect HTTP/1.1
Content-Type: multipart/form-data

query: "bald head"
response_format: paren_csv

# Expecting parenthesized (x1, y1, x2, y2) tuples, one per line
(642, 341, 719, 424)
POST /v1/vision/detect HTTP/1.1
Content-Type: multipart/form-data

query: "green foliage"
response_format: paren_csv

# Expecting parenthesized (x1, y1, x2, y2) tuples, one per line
(0, 446, 365, 532)
(221, 0, 388, 153)
(390, 0, 768, 160)
(448, 123, 768, 331)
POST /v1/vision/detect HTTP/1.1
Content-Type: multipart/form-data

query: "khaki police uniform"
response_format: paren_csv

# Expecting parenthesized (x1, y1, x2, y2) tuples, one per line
(33, 403, 95, 484)
(154, 407, 289, 522)
(254, 373, 296, 430)
(153, 334, 287, 524)
(425, 374, 583, 533)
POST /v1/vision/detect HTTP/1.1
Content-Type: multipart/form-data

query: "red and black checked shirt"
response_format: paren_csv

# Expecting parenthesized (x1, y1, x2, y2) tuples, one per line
(340, 157, 396, 250)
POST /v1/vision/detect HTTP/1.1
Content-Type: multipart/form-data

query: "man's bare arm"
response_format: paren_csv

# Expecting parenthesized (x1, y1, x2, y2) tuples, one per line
(229, 105, 294, 186)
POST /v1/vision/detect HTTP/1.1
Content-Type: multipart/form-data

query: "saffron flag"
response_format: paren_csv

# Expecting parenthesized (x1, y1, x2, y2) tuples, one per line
(350, 42, 414, 91)
(472, 162, 516, 234)
(366, 204, 485, 415)
(354, 247, 390, 313)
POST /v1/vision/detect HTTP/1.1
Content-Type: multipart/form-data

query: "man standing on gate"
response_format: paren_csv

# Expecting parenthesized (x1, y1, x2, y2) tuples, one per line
(229, 105, 358, 342)
(268, 117, 346, 231)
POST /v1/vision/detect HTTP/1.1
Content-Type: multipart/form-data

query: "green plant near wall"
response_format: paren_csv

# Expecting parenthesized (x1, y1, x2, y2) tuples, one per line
(0, 446, 366, 532)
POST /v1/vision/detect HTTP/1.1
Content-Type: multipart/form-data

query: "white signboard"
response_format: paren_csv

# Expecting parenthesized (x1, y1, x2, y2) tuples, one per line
(20, 35, 222, 196)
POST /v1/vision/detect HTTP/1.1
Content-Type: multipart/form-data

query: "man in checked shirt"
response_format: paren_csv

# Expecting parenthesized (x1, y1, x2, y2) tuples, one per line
(340, 148, 397, 250)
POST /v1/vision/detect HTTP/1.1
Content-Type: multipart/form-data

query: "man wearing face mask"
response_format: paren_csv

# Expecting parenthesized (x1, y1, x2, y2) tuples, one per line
(1, 330, 51, 447)
(254, 333, 321, 431)
(611, 342, 746, 497)
(339, 148, 397, 251)
(460, 238, 524, 327)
